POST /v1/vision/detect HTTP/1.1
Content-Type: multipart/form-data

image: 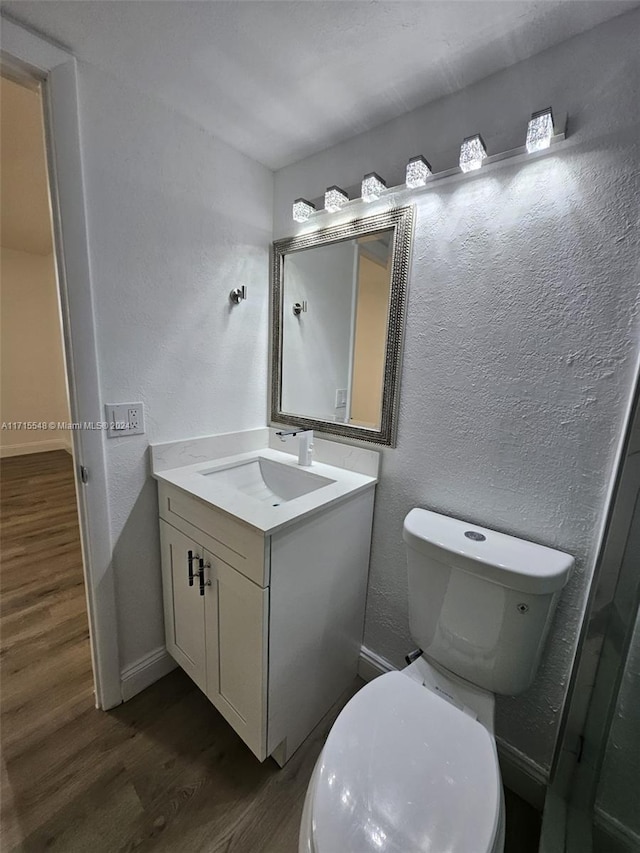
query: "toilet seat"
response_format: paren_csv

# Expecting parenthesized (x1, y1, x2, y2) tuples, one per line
(303, 671, 502, 853)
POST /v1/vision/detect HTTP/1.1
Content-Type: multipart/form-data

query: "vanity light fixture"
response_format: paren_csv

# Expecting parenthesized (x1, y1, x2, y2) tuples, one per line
(526, 108, 555, 153)
(324, 186, 349, 213)
(405, 155, 432, 188)
(361, 172, 387, 202)
(459, 134, 487, 173)
(292, 198, 316, 223)
(293, 107, 564, 219)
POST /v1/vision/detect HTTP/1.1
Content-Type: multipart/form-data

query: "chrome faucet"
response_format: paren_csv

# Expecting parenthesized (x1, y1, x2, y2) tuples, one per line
(275, 427, 314, 467)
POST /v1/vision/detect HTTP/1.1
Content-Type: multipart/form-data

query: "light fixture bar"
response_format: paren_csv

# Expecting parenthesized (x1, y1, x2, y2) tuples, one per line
(292, 114, 566, 223)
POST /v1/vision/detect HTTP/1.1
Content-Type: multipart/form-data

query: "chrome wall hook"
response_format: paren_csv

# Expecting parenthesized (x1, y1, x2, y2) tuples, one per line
(293, 300, 307, 316)
(229, 286, 247, 305)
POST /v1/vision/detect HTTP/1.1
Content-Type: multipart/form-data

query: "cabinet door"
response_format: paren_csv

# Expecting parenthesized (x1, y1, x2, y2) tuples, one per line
(204, 550, 268, 760)
(159, 520, 206, 692)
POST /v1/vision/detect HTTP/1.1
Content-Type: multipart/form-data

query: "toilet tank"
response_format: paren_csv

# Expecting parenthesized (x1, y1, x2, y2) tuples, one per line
(403, 509, 574, 695)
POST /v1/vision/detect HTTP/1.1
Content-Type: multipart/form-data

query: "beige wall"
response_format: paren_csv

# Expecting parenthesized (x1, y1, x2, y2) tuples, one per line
(1, 76, 70, 456)
(0, 77, 53, 255)
(0, 247, 70, 454)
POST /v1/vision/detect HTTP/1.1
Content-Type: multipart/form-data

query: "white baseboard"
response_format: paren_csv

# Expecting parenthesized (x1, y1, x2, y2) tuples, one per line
(0, 438, 70, 458)
(357, 645, 548, 809)
(358, 645, 395, 682)
(594, 806, 640, 852)
(496, 737, 547, 809)
(120, 646, 177, 702)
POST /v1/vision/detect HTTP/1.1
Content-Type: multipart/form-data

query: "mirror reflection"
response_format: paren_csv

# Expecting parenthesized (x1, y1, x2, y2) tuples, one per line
(281, 230, 394, 429)
(271, 206, 413, 446)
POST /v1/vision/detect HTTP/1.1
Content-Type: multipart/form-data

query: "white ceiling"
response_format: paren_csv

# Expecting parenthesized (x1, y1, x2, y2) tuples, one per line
(3, 1, 637, 170)
(0, 76, 53, 255)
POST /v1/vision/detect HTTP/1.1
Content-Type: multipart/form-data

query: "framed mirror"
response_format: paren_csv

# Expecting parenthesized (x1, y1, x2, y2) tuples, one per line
(271, 205, 414, 446)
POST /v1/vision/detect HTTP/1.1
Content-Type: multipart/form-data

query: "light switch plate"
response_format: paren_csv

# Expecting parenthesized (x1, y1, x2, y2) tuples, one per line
(105, 402, 145, 438)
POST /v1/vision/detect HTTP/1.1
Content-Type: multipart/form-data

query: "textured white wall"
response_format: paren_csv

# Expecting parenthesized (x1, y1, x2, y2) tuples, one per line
(0, 248, 70, 452)
(282, 241, 355, 421)
(75, 63, 273, 670)
(273, 10, 640, 775)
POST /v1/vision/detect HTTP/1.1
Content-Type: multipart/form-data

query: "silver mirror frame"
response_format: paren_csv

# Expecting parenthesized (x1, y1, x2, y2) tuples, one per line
(270, 205, 414, 447)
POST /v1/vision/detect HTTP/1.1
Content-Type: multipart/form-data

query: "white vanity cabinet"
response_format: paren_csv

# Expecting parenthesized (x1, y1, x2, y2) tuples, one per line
(159, 518, 268, 758)
(157, 476, 375, 765)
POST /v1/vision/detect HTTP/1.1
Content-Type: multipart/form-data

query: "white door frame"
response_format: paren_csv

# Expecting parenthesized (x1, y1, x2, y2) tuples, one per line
(1, 17, 122, 709)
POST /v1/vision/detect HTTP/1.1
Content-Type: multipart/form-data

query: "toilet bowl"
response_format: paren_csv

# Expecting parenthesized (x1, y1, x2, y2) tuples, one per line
(299, 666, 505, 853)
(299, 507, 573, 853)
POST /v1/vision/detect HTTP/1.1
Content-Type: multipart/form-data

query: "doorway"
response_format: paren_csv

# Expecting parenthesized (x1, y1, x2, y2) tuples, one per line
(1, 15, 122, 715)
(0, 71, 95, 831)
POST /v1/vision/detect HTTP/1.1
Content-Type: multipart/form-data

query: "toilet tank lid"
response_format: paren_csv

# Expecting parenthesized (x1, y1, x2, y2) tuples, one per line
(403, 508, 574, 594)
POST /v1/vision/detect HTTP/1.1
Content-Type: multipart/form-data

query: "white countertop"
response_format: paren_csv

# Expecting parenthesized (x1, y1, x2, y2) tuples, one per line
(152, 447, 377, 534)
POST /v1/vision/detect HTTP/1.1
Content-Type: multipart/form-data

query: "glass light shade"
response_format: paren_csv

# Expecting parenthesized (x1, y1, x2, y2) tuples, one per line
(324, 186, 349, 213)
(292, 198, 315, 222)
(405, 155, 432, 188)
(526, 108, 554, 153)
(459, 135, 487, 173)
(361, 172, 386, 202)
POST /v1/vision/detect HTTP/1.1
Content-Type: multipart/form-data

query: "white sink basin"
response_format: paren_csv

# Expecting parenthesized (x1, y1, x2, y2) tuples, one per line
(152, 447, 377, 534)
(200, 456, 335, 505)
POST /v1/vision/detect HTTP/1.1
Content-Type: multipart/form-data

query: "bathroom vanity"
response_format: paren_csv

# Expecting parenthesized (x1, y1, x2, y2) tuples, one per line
(152, 432, 378, 765)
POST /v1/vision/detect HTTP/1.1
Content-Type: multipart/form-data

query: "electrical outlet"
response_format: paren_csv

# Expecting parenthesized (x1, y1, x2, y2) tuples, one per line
(128, 407, 141, 431)
(105, 403, 145, 438)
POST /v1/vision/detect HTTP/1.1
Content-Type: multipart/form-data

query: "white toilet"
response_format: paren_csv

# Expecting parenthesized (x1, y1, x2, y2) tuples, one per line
(299, 507, 574, 853)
